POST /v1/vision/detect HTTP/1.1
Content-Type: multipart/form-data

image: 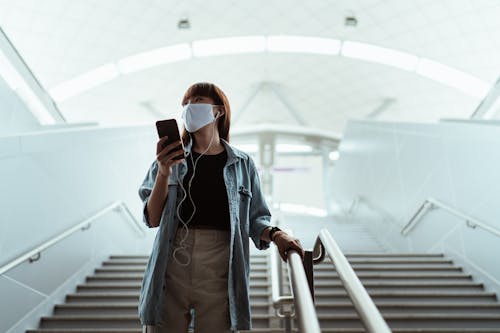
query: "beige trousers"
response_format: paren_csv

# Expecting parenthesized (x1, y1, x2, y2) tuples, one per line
(143, 227, 232, 333)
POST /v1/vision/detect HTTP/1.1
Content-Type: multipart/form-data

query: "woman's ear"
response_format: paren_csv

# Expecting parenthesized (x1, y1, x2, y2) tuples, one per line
(216, 110, 225, 119)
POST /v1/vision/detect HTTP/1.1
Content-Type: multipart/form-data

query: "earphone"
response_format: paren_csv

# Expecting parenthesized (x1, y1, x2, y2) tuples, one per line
(172, 109, 221, 266)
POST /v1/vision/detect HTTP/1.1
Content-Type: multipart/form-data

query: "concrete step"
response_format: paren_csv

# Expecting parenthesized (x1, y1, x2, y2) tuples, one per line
(313, 302, 500, 315)
(314, 265, 462, 272)
(312, 313, 500, 329)
(39, 316, 140, 329)
(320, 258, 454, 264)
(65, 291, 270, 303)
(86, 273, 268, 282)
(343, 253, 445, 258)
(53, 302, 270, 316)
(238, 328, 500, 333)
(76, 281, 484, 294)
(95, 264, 268, 274)
(26, 327, 142, 333)
(312, 291, 497, 303)
(312, 272, 473, 281)
(26, 329, 500, 333)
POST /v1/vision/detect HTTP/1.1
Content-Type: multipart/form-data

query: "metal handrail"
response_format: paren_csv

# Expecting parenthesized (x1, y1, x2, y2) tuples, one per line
(0, 201, 145, 275)
(401, 197, 500, 238)
(313, 228, 392, 333)
(270, 227, 320, 333)
(287, 250, 321, 333)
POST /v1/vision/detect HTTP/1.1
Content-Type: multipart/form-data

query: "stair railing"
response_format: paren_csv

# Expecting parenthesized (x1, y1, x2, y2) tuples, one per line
(401, 197, 500, 237)
(0, 200, 144, 275)
(312, 228, 392, 333)
(270, 229, 321, 333)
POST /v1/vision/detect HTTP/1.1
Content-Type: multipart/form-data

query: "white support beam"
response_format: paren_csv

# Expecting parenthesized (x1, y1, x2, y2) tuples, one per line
(0, 27, 65, 124)
(470, 75, 500, 119)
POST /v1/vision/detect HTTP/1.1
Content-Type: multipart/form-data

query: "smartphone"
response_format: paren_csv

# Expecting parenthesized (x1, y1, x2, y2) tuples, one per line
(155, 119, 185, 160)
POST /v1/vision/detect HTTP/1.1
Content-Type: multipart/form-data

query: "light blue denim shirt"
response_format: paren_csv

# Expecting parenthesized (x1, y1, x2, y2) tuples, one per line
(138, 136, 272, 330)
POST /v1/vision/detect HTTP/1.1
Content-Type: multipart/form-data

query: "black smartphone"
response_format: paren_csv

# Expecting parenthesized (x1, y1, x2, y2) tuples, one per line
(155, 119, 185, 160)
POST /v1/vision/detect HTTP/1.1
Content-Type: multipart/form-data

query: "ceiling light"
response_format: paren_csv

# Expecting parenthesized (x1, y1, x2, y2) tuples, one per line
(344, 16, 358, 27)
(267, 36, 341, 55)
(117, 44, 192, 74)
(329, 151, 339, 160)
(416, 58, 490, 99)
(192, 36, 266, 57)
(177, 18, 190, 29)
(341, 41, 418, 71)
(49, 64, 119, 102)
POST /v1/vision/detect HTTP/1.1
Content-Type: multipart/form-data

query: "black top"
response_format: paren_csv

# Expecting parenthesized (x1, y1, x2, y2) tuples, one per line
(178, 148, 230, 230)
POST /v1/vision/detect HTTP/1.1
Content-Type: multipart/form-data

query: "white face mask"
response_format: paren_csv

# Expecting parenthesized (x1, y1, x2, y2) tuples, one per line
(181, 103, 220, 133)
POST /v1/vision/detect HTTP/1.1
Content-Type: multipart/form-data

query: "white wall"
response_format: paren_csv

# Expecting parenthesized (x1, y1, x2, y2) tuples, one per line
(330, 119, 500, 295)
(0, 76, 42, 134)
(0, 124, 162, 332)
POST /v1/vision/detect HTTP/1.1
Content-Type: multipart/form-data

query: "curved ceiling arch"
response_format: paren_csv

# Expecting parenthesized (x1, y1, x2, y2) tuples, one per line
(48, 35, 491, 103)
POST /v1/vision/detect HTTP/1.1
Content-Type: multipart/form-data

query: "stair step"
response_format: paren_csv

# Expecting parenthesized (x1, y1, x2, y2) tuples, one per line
(313, 272, 472, 280)
(312, 291, 497, 303)
(313, 302, 500, 315)
(87, 273, 268, 282)
(26, 328, 142, 333)
(65, 291, 270, 303)
(40, 315, 140, 329)
(314, 265, 462, 272)
(54, 302, 270, 315)
(26, 327, 500, 333)
(343, 253, 445, 258)
(313, 313, 500, 329)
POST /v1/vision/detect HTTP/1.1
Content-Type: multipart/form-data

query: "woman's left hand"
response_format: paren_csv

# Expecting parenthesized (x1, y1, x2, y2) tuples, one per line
(273, 232, 305, 262)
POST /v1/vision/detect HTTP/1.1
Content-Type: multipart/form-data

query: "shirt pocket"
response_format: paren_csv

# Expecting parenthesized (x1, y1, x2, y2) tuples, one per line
(238, 185, 252, 234)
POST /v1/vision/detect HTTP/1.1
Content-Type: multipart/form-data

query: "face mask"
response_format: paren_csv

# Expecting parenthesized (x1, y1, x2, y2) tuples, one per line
(181, 103, 219, 132)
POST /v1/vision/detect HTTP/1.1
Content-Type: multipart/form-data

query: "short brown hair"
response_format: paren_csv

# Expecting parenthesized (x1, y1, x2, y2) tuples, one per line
(181, 82, 231, 144)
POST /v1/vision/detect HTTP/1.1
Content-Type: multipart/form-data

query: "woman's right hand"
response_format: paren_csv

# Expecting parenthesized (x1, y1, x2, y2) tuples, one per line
(156, 136, 185, 177)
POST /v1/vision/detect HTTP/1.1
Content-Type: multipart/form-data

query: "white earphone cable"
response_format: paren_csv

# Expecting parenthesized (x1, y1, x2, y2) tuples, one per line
(172, 109, 219, 266)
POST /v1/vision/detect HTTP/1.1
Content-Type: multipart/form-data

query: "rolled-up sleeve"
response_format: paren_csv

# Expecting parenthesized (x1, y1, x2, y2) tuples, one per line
(248, 157, 272, 250)
(138, 160, 158, 228)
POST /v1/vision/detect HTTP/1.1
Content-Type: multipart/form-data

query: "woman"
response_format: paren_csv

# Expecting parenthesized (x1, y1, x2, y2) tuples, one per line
(138, 82, 304, 332)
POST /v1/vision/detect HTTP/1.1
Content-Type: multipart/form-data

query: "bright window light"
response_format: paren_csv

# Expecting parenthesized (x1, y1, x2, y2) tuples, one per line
(49, 64, 119, 102)
(0, 51, 24, 90)
(276, 144, 312, 153)
(267, 36, 341, 55)
(341, 41, 418, 71)
(329, 151, 339, 160)
(192, 36, 266, 57)
(117, 44, 192, 74)
(278, 203, 327, 217)
(416, 58, 490, 99)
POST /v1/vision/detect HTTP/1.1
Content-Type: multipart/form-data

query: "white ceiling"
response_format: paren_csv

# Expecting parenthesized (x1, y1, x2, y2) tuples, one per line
(1, 0, 500, 134)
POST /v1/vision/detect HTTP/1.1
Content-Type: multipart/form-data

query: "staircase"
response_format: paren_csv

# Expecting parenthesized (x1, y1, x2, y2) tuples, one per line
(25, 254, 271, 332)
(26, 253, 500, 332)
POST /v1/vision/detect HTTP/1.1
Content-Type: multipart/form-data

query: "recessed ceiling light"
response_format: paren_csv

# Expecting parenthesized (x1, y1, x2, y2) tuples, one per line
(177, 18, 190, 29)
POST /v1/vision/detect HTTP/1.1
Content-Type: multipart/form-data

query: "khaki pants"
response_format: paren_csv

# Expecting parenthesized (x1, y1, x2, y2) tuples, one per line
(143, 228, 232, 333)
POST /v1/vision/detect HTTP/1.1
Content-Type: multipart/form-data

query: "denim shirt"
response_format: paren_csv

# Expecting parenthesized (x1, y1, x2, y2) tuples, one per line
(137, 136, 272, 330)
